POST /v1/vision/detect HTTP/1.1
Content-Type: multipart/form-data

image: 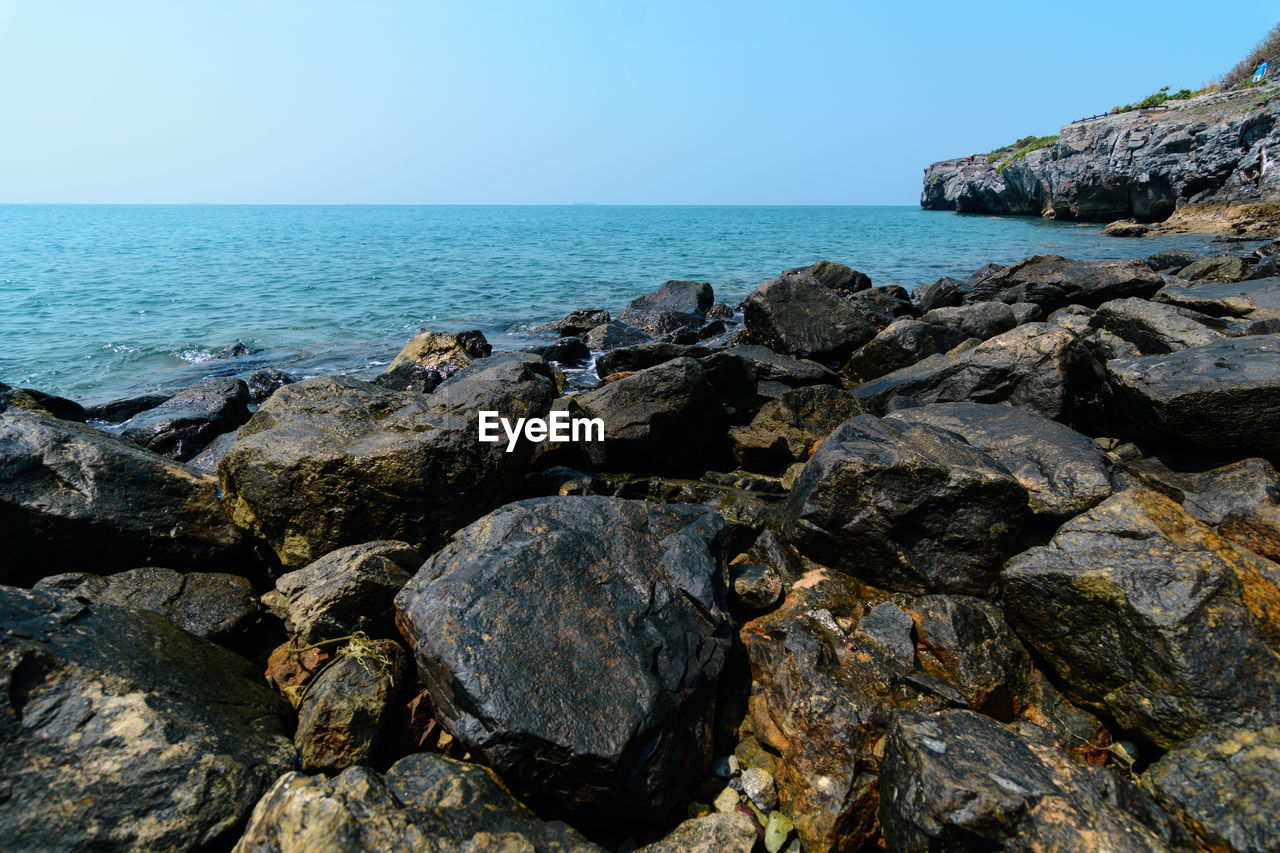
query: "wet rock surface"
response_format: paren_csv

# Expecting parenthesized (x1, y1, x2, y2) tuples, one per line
(119, 375, 252, 461)
(961, 255, 1166, 312)
(394, 496, 733, 826)
(619, 279, 715, 336)
(743, 272, 878, 361)
(729, 384, 862, 474)
(0, 586, 296, 852)
(842, 318, 968, 381)
(294, 640, 406, 773)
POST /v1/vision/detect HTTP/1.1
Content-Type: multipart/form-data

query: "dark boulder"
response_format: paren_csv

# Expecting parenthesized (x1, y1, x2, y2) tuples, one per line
(1177, 255, 1252, 283)
(119, 375, 251, 461)
(920, 302, 1018, 341)
(1153, 276, 1280, 319)
(595, 342, 711, 377)
(262, 540, 419, 643)
(34, 567, 262, 649)
(783, 414, 1028, 596)
(232, 753, 601, 852)
(0, 383, 85, 421)
(847, 284, 917, 330)
(842, 318, 968, 381)
(728, 384, 862, 474)
(372, 359, 444, 394)
(620, 280, 714, 336)
(1146, 248, 1200, 272)
(1124, 456, 1280, 525)
(83, 392, 171, 423)
(1003, 489, 1280, 748)
(247, 368, 294, 402)
(0, 587, 295, 851)
(567, 357, 730, 474)
(1144, 722, 1280, 853)
(551, 308, 611, 337)
(532, 336, 591, 366)
(879, 710, 1193, 853)
(0, 408, 254, 583)
(294, 639, 406, 773)
(394, 496, 733, 825)
(1103, 334, 1280, 461)
(886, 402, 1113, 521)
(911, 276, 965, 312)
(742, 273, 878, 362)
(218, 358, 556, 568)
(962, 254, 1166, 312)
(585, 320, 651, 350)
(726, 345, 841, 391)
(783, 259, 871, 296)
(187, 427, 240, 472)
(1090, 297, 1237, 355)
(1010, 301, 1043, 324)
(852, 323, 1099, 423)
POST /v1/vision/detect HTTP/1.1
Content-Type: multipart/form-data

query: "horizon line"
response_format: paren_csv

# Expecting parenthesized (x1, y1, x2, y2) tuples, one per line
(0, 201, 922, 208)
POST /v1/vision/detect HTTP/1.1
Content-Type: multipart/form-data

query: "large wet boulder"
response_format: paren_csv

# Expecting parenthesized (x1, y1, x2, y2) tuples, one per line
(846, 285, 917, 330)
(119, 376, 251, 461)
(726, 345, 841, 394)
(34, 567, 262, 649)
(0, 382, 86, 421)
(842, 319, 968, 382)
(1003, 489, 1280, 748)
(1176, 255, 1252, 283)
(1124, 456, 1280, 526)
(620, 280, 714, 336)
(1144, 722, 1280, 853)
(852, 323, 1099, 422)
(595, 342, 711, 377)
(879, 710, 1192, 853)
(728, 385, 862, 474)
(1103, 334, 1280, 461)
(1089, 297, 1236, 354)
(232, 753, 601, 852)
(586, 319, 652, 350)
(83, 392, 171, 423)
(885, 402, 1113, 521)
(567, 357, 732, 474)
(219, 358, 556, 568)
(376, 330, 493, 394)
(961, 254, 1166, 312)
(552, 308, 610, 337)
(742, 272, 878, 362)
(920, 302, 1018, 341)
(1153, 276, 1280, 319)
(783, 259, 871, 296)
(262, 541, 420, 642)
(0, 407, 254, 583)
(783, 414, 1028, 596)
(0, 586, 296, 851)
(394, 496, 733, 826)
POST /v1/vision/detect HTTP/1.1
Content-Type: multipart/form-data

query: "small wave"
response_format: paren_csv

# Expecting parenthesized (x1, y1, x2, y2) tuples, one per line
(178, 348, 218, 364)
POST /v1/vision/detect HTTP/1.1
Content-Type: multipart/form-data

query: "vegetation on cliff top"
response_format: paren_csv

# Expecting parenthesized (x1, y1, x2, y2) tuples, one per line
(1223, 22, 1280, 89)
(985, 135, 1059, 173)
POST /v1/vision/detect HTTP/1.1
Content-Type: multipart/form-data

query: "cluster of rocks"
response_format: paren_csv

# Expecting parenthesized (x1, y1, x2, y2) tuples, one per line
(4, 250, 1280, 852)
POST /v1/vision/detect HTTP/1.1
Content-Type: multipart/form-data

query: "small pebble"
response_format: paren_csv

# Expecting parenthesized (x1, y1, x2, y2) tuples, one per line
(742, 766, 778, 813)
(713, 786, 741, 814)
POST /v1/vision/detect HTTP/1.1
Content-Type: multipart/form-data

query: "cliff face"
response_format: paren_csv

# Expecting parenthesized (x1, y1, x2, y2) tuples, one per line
(922, 88, 1280, 222)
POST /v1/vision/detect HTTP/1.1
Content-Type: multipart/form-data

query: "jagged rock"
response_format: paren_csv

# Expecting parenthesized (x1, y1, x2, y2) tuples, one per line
(1103, 334, 1280, 460)
(1147, 249, 1201, 272)
(262, 541, 420, 642)
(585, 320, 651, 350)
(1124, 456, 1280, 525)
(1010, 301, 1043, 324)
(921, 303, 1018, 341)
(1177, 255, 1253, 283)
(878, 710, 1193, 852)
(637, 812, 758, 853)
(0, 407, 254, 583)
(1153, 275, 1280, 319)
(394, 497, 733, 825)
(783, 414, 1028, 596)
(0, 586, 296, 851)
(742, 273, 878, 361)
(385, 329, 491, 376)
(1221, 503, 1280, 562)
(847, 285, 917, 330)
(0, 383, 85, 421)
(911, 277, 964, 312)
(34, 567, 261, 648)
(842, 319, 968, 381)
(885, 402, 1112, 521)
(783, 259, 871, 297)
(728, 385, 862, 474)
(218, 359, 556, 568)
(726, 345, 841, 391)
(729, 562, 783, 612)
(531, 337, 591, 367)
(82, 392, 171, 423)
(852, 323, 1099, 422)
(119, 376, 251, 461)
(295, 641, 405, 773)
(247, 368, 294, 402)
(568, 357, 730, 474)
(1089, 296, 1238, 354)
(620, 280, 714, 336)
(232, 753, 602, 852)
(1144, 722, 1280, 853)
(1003, 489, 1280, 748)
(373, 360, 445, 394)
(595, 342, 711, 377)
(552, 308, 611, 337)
(961, 255, 1166, 312)
(1102, 218, 1150, 237)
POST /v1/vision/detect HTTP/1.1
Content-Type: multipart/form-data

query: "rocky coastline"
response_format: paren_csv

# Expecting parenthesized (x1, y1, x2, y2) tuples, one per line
(5, 242, 1280, 852)
(922, 86, 1280, 233)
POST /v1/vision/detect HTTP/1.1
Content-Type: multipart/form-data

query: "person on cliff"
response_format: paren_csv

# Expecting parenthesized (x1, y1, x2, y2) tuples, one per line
(1254, 60, 1269, 87)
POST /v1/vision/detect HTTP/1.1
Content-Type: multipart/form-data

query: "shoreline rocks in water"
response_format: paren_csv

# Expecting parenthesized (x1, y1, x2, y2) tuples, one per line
(4, 248, 1280, 851)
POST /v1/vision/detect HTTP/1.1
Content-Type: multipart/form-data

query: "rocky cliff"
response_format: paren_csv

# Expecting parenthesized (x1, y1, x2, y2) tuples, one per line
(923, 88, 1280, 222)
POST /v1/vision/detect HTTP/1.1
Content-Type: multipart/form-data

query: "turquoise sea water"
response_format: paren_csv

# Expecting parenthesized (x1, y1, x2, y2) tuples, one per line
(0, 205, 1230, 404)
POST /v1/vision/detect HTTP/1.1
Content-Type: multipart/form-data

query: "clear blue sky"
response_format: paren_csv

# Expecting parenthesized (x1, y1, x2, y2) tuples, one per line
(0, 1, 1275, 204)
